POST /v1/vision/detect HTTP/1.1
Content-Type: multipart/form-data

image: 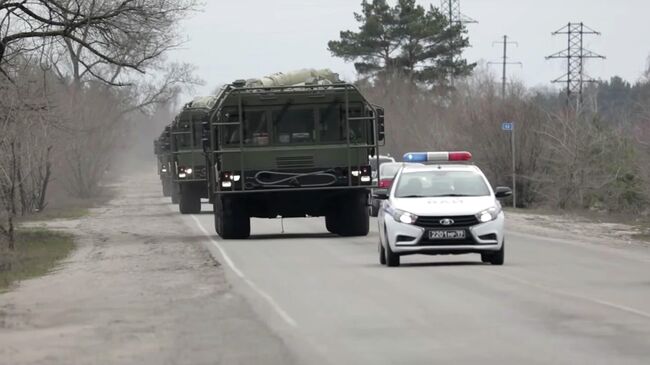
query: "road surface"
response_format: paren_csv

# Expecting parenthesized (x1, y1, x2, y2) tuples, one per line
(2, 173, 650, 364)
(184, 202, 650, 365)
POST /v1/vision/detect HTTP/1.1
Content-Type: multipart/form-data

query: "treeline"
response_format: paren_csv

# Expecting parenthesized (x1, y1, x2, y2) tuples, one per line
(332, 0, 650, 212)
(362, 67, 650, 212)
(0, 1, 201, 248)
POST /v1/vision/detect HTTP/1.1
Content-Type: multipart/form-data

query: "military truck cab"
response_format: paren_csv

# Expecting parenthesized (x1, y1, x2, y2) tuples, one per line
(170, 97, 216, 213)
(205, 69, 385, 239)
(154, 126, 173, 197)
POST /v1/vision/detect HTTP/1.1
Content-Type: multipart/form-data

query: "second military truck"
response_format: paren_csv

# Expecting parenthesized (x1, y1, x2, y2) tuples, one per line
(170, 97, 216, 213)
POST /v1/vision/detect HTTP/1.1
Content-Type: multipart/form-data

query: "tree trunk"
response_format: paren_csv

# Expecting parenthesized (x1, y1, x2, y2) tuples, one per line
(37, 146, 53, 211)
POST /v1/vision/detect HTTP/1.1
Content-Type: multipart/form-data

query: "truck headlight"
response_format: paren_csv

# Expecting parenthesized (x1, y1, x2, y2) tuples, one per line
(476, 206, 501, 223)
(392, 209, 418, 225)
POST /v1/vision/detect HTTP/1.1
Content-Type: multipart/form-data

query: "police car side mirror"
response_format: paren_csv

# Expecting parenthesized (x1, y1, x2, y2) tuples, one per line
(495, 187, 512, 199)
(373, 192, 389, 200)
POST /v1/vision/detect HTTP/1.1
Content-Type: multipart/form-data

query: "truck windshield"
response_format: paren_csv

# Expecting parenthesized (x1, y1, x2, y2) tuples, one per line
(174, 120, 204, 150)
(221, 102, 367, 146)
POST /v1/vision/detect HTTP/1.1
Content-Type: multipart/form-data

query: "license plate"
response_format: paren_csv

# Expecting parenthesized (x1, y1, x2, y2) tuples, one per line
(428, 230, 466, 240)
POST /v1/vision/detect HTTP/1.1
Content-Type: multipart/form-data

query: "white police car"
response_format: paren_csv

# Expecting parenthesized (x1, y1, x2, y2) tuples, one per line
(375, 151, 512, 267)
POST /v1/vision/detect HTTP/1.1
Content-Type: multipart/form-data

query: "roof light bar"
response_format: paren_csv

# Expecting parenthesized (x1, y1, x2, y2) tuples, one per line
(403, 151, 472, 162)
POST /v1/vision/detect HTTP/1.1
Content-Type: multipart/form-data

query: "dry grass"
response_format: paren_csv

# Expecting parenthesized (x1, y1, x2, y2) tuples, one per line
(0, 229, 75, 292)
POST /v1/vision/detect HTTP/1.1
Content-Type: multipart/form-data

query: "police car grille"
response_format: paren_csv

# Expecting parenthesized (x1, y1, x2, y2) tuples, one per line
(276, 156, 314, 170)
(415, 215, 479, 228)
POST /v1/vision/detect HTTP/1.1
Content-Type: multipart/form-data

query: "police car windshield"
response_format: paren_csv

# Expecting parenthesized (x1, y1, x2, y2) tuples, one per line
(394, 170, 490, 198)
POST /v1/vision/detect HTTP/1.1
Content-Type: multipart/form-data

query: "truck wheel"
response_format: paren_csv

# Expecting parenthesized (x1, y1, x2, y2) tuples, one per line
(162, 179, 172, 197)
(179, 186, 201, 214)
(217, 197, 250, 239)
(338, 192, 369, 237)
(325, 214, 339, 234)
(369, 203, 379, 217)
(171, 184, 180, 204)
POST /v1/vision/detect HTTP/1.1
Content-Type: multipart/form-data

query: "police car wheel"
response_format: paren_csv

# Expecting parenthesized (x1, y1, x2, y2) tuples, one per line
(481, 241, 505, 265)
(379, 241, 386, 265)
(385, 241, 400, 267)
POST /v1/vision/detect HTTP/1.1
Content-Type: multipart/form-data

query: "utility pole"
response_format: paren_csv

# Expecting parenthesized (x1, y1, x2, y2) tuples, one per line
(488, 35, 522, 97)
(440, 0, 476, 87)
(546, 22, 605, 110)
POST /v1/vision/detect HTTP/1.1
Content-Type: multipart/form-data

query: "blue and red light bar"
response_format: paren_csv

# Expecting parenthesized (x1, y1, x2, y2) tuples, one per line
(403, 151, 472, 162)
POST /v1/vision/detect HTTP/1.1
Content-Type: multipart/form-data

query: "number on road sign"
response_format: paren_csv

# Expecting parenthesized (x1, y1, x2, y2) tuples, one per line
(502, 122, 513, 131)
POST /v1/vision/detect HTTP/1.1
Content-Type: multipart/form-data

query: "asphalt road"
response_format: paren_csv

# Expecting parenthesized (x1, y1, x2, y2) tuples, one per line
(179, 202, 650, 365)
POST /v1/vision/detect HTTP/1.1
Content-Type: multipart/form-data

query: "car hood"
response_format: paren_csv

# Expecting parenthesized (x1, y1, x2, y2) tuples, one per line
(392, 196, 497, 216)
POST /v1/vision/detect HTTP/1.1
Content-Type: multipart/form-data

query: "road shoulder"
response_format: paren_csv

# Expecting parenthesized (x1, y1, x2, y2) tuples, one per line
(0, 173, 295, 365)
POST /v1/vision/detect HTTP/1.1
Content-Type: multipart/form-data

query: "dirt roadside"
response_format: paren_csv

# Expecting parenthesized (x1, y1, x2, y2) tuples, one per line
(0, 173, 295, 365)
(506, 210, 650, 248)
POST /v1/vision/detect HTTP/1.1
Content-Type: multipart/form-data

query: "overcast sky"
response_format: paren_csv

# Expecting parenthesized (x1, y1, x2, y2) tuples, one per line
(169, 0, 650, 96)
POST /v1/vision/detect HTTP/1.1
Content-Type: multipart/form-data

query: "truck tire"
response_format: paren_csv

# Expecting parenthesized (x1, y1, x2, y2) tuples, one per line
(215, 197, 250, 239)
(337, 192, 370, 237)
(171, 184, 180, 204)
(162, 179, 172, 197)
(179, 186, 201, 214)
(325, 214, 339, 234)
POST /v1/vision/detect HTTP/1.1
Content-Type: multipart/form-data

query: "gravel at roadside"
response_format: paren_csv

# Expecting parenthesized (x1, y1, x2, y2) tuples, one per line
(0, 173, 295, 365)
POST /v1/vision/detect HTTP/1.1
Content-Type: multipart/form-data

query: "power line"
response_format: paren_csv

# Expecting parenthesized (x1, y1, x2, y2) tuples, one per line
(440, 0, 476, 87)
(440, 0, 477, 25)
(488, 35, 522, 97)
(546, 22, 605, 109)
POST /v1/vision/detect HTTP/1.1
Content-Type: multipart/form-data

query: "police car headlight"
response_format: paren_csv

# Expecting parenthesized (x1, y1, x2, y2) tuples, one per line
(477, 206, 501, 223)
(392, 209, 418, 225)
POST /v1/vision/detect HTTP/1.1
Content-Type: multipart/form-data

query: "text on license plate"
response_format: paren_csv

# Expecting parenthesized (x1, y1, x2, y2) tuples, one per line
(428, 230, 466, 240)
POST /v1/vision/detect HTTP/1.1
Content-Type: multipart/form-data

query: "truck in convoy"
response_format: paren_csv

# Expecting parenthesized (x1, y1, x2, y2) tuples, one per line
(154, 125, 173, 197)
(203, 69, 385, 239)
(170, 97, 216, 213)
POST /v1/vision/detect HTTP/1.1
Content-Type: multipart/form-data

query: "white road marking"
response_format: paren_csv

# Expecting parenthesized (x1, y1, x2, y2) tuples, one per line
(190, 215, 298, 328)
(482, 268, 650, 320)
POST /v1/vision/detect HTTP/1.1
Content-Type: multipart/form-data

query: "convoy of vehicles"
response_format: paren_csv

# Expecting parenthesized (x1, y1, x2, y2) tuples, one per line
(375, 151, 512, 267)
(153, 69, 511, 267)
(169, 97, 216, 214)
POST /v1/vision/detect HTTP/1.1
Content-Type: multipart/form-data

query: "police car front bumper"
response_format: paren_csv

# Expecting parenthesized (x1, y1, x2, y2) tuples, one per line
(385, 213, 504, 254)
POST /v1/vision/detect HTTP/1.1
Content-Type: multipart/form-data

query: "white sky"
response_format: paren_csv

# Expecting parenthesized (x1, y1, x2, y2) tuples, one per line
(169, 0, 650, 96)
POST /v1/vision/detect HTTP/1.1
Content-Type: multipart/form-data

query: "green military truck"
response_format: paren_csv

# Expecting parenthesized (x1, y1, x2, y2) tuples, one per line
(203, 69, 385, 239)
(154, 125, 174, 197)
(170, 97, 216, 213)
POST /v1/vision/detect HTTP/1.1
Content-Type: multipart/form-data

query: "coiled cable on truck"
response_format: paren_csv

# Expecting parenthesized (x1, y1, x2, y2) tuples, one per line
(251, 170, 338, 188)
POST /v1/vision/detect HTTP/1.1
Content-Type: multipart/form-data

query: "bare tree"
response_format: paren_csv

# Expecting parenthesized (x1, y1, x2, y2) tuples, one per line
(0, 0, 200, 80)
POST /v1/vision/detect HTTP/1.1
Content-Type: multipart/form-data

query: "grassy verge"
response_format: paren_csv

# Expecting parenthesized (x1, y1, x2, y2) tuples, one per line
(20, 206, 91, 222)
(0, 229, 75, 293)
(504, 207, 650, 243)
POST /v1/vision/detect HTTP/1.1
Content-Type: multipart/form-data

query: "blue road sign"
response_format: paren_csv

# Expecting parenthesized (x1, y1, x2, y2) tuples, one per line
(502, 122, 514, 131)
